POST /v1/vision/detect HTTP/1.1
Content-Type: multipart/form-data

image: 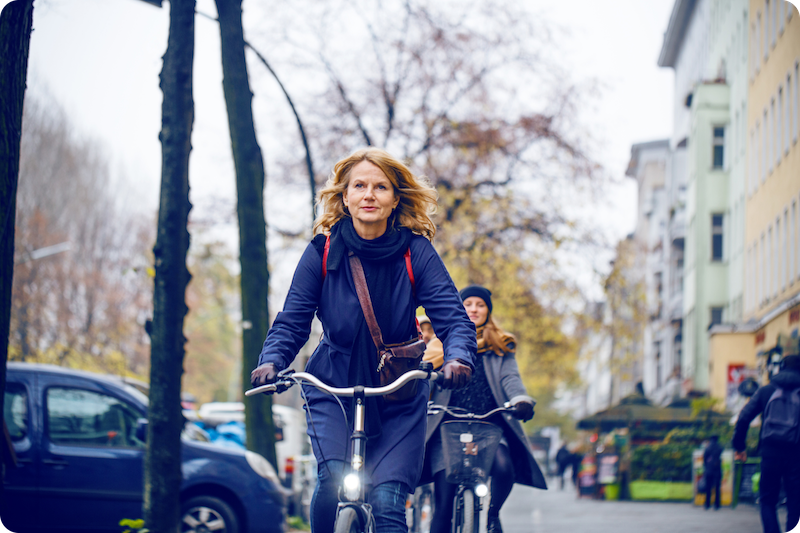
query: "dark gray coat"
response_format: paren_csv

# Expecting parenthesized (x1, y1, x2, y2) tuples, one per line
(422, 348, 548, 489)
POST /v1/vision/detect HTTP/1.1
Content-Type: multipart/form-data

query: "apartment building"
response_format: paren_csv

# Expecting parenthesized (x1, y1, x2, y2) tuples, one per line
(708, 0, 800, 403)
(655, 0, 750, 396)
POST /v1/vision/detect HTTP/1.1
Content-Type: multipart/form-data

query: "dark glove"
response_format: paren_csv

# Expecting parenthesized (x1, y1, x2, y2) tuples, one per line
(440, 359, 472, 389)
(514, 401, 534, 422)
(250, 363, 278, 388)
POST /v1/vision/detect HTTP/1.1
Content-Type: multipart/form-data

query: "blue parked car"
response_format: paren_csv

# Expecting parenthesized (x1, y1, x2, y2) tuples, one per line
(2, 363, 287, 533)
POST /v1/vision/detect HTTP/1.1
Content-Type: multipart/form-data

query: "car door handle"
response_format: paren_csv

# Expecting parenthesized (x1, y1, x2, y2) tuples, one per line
(42, 458, 69, 467)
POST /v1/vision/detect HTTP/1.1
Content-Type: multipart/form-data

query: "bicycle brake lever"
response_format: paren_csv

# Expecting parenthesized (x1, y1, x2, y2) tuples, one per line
(277, 368, 296, 378)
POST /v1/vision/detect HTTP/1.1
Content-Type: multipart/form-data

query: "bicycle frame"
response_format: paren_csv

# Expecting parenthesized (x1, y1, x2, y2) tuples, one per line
(247, 367, 439, 532)
(427, 403, 515, 533)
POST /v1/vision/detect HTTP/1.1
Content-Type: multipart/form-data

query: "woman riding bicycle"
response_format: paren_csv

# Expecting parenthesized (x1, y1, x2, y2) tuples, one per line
(250, 147, 477, 533)
(422, 285, 548, 533)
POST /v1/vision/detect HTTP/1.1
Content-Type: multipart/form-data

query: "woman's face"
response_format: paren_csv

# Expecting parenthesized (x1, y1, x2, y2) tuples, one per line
(463, 296, 489, 327)
(343, 161, 399, 239)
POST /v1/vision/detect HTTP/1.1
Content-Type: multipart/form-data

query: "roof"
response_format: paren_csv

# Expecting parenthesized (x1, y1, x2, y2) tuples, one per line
(625, 139, 670, 178)
(577, 392, 730, 432)
(658, 0, 698, 68)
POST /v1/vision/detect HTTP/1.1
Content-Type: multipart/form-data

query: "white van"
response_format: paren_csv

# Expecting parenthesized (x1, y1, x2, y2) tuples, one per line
(197, 402, 310, 480)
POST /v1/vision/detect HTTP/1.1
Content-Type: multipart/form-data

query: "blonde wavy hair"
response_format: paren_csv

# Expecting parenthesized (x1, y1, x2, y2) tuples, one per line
(313, 147, 438, 240)
(481, 314, 517, 356)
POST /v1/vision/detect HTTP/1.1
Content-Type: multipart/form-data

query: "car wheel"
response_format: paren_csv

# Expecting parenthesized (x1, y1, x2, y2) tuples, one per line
(181, 495, 240, 533)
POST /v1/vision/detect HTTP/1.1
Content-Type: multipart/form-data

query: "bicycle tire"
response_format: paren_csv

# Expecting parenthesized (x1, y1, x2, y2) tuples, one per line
(334, 506, 363, 533)
(462, 489, 475, 533)
(453, 488, 476, 533)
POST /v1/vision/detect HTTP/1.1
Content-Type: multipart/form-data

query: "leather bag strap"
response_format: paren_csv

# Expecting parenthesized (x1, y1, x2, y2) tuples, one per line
(349, 254, 386, 351)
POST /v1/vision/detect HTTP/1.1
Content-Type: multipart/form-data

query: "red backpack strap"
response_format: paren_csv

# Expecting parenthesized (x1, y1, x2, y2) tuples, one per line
(322, 235, 330, 280)
(404, 247, 415, 297)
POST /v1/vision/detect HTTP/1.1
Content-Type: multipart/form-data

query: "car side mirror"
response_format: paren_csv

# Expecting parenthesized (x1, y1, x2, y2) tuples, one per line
(136, 418, 148, 442)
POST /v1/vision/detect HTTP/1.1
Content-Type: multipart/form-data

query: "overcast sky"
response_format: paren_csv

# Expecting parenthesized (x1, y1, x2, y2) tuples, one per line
(5, 0, 692, 295)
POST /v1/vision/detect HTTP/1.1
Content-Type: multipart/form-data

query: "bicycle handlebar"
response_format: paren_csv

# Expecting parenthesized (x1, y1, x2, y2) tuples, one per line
(427, 402, 514, 420)
(245, 369, 440, 398)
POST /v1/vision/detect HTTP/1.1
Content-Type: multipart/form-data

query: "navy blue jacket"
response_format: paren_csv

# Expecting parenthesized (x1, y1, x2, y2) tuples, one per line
(258, 234, 477, 490)
(732, 369, 800, 458)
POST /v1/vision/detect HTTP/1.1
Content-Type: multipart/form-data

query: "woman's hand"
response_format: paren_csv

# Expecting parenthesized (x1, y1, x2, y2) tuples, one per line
(250, 363, 278, 387)
(440, 359, 472, 389)
(513, 401, 534, 422)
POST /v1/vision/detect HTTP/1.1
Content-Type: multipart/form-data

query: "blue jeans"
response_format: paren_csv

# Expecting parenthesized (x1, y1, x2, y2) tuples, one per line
(311, 459, 410, 533)
(760, 455, 800, 533)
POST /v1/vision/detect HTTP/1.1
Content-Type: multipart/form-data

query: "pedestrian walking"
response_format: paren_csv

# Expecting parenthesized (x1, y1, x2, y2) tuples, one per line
(555, 444, 571, 490)
(733, 352, 800, 533)
(703, 435, 723, 510)
(250, 147, 477, 533)
(421, 285, 546, 533)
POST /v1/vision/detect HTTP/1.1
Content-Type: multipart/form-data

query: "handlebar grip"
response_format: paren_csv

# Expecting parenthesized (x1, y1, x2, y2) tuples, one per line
(245, 383, 278, 396)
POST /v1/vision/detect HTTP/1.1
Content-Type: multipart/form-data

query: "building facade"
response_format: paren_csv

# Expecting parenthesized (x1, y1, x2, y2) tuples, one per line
(650, 0, 752, 397)
(708, 0, 800, 404)
(626, 140, 678, 403)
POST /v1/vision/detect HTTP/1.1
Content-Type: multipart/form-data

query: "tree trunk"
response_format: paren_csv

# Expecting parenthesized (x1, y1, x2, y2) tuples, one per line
(0, 0, 33, 507)
(215, 0, 275, 468)
(144, 0, 194, 531)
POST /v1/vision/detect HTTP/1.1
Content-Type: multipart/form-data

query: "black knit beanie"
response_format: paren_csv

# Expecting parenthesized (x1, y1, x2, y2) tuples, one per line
(459, 285, 492, 314)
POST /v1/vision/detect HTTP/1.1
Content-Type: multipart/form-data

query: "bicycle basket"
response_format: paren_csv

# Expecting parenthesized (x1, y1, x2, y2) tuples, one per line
(440, 420, 502, 485)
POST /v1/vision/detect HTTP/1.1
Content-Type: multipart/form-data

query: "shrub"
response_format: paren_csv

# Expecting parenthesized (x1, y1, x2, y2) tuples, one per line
(630, 443, 693, 482)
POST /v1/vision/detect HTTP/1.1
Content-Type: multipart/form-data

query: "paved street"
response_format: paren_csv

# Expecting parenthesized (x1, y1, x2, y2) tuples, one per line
(498, 478, 774, 533)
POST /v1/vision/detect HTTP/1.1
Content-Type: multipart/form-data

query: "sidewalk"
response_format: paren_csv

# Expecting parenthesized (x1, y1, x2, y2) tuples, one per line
(500, 478, 774, 533)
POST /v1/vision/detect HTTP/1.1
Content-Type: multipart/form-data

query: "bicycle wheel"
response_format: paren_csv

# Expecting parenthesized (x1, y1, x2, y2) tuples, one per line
(453, 488, 476, 533)
(334, 506, 363, 533)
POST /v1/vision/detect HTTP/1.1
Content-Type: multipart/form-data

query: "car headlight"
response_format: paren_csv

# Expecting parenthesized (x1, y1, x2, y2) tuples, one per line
(245, 451, 281, 486)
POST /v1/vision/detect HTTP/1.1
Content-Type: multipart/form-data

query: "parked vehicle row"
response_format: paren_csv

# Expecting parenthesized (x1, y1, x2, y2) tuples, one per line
(2, 363, 287, 533)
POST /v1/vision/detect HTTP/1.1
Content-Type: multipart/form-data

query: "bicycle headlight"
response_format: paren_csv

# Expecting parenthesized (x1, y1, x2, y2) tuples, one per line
(475, 483, 489, 498)
(343, 473, 361, 501)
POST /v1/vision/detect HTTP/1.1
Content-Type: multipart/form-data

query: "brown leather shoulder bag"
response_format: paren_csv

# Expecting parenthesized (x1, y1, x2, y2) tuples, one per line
(349, 254, 426, 402)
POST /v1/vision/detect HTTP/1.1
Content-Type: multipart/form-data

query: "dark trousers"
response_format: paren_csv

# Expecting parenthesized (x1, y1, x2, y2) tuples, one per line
(759, 455, 800, 533)
(704, 469, 721, 509)
(310, 459, 409, 533)
(431, 443, 514, 532)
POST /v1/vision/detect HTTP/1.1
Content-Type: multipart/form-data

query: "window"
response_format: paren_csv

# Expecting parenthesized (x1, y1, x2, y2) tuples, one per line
(770, 98, 776, 171)
(784, 209, 789, 290)
(757, 12, 764, 68)
(742, 102, 747, 157)
(792, 202, 797, 282)
(4, 384, 28, 442)
(750, 128, 756, 194)
(768, 226, 774, 298)
(795, 63, 800, 143)
(778, 218, 784, 291)
(673, 320, 683, 373)
(763, 5, 769, 61)
(761, 233, 766, 304)
(46, 388, 144, 448)
(778, 87, 784, 161)
(780, 0, 785, 33)
(772, 0, 778, 46)
(713, 127, 725, 168)
(655, 341, 662, 387)
(763, 109, 769, 180)
(712, 214, 724, 261)
(788, 73, 795, 149)
(710, 306, 724, 328)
